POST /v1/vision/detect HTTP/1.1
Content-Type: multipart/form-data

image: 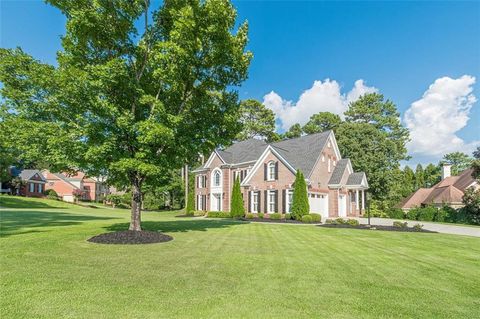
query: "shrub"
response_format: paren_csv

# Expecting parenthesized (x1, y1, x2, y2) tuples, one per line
(413, 223, 424, 231)
(387, 208, 405, 219)
(291, 170, 309, 220)
(301, 215, 313, 223)
(436, 205, 456, 222)
(285, 213, 292, 220)
(335, 218, 346, 224)
(462, 188, 480, 225)
(417, 206, 437, 221)
(193, 210, 206, 217)
(207, 211, 231, 218)
(309, 213, 321, 223)
(258, 213, 264, 219)
(368, 200, 387, 218)
(245, 213, 255, 219)
(325, 219, 335, 224)
(393, 221, 408, 228)
(230, 177, 245, 218)
(406, 208, 419, 220)
(347, 219, 359, 226)
(44, 189, 58, 200)
(185, 175, 195, 216)
(269, 213, 282, 220)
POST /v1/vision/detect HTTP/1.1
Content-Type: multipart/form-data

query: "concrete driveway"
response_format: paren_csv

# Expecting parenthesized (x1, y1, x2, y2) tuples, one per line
(357, 217, 480, 238)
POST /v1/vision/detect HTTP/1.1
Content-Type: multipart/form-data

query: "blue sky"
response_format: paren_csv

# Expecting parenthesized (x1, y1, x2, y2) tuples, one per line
(1, 0, 479, 166)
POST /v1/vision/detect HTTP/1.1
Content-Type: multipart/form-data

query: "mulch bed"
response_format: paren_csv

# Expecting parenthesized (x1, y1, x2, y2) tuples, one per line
(87, 230, 173, 245)
(318, 224, 437, 233)
(239, 218, 320, 224)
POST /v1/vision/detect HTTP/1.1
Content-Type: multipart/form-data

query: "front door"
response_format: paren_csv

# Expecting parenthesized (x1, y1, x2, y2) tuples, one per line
(210, 193, 222, 211)
(338, 194, 347, 217)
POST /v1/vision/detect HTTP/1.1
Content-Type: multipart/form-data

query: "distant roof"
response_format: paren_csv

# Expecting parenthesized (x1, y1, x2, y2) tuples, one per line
(328, 159, 350, 185)
(18, 169, 45, 182)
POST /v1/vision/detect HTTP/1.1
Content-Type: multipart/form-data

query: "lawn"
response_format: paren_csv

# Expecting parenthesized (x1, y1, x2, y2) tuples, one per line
(1, 196, 479, 318)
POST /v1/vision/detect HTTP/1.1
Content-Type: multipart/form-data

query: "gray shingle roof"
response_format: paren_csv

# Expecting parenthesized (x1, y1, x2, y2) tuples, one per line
(328, 159, 350, 185)
(19, 169, 43, 181)
(346, 172, 366, 186)
(218, 138, 267, 164)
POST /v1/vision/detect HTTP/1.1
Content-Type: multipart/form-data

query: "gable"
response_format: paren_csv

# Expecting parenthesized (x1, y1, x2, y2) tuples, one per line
(204, 151, 225, 169)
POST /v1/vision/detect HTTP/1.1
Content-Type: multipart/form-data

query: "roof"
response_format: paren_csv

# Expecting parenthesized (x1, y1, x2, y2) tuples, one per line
(346, 172, 366, 186)
(218, 138, 267, 164)
(18, 169, 45, 182)
(398, 188, 432, 209)
(423, 185, 464, 204)
(328, 159, 350, 185)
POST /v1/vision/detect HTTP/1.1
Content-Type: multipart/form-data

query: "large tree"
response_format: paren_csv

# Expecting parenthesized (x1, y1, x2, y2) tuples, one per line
(236, 99, 276, 141)
(415, 164, 425, 189)
(283, 123, 303, 139)
(441, 152, 473, 175)
(0, 0, 251, 231)
(423, 163, 440, 187)
(302, 112, 342, 134)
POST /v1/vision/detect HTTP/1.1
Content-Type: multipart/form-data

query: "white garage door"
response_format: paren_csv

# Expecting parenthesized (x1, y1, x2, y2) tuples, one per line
(308, 193, 329, 220)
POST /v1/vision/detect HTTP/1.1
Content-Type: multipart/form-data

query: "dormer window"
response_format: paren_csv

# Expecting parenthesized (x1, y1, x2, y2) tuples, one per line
(328, 141, 331, 148)
(328, 158, 331, 173)
(321, 155, 325, 162)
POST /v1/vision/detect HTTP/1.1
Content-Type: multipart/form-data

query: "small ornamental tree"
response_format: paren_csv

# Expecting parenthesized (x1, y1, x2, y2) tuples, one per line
(230, 177, 245, 217)
(291, 170, 309, 220)
(186, 173, 195, 216)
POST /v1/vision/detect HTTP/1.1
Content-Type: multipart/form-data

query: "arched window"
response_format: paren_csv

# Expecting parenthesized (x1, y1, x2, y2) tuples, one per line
(268, 161, 276, 181)
(212, 169, 222, 187)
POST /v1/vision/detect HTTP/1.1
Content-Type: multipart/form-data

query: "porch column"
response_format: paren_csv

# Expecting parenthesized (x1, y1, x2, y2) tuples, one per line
(362, 190, 365, 210)
(355, 189, 359, 210)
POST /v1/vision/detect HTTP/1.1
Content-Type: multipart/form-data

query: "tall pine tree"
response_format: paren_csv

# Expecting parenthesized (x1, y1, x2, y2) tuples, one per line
(230, 177, 245, 217)
(291, 170, 309, 220)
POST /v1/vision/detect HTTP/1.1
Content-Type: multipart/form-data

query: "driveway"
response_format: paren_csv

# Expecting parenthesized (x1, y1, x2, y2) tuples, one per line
(357, 217, 480, 237)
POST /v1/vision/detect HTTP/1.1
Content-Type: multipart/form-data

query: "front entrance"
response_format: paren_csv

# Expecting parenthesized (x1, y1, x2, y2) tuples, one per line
(308, 193, 329, 220)
(210, 193, 222, 211)
(338, 194, 347, 217)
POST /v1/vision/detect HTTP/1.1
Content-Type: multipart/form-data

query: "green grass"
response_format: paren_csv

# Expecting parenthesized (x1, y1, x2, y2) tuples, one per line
(1, 196, 479, 318)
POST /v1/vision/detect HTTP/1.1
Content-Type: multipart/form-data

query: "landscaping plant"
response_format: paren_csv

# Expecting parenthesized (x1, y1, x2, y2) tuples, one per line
(230, 177, 245, 218)
(291, 170, 309, 220)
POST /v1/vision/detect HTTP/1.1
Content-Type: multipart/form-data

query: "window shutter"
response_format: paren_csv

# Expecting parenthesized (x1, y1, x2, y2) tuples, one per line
(248, 191, 251, 212)
(275, 162, 279, 180)
(203, 195, 206, 210)
(264, 163, 267, 180)
(264, 190, 268, 213)
(257, 191, 261, 213)
(282, 189, 286, 213)
(275, 190, 278, 213)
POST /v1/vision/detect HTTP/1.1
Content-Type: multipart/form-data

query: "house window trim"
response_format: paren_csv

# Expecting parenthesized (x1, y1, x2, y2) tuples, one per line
(267, 190, 276, 213)
(212, 169, 222, 187)
(267, 161, 276, 181)
(29, 183, 35, 193)
(251, 191, 259, 213)
(286, 189, 293, 213)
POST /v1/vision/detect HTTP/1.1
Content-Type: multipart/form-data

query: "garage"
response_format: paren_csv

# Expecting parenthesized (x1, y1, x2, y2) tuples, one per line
(308, 193, 329, 220)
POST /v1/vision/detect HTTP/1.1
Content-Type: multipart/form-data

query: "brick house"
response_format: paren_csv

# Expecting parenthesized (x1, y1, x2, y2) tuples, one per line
(15, 169, 47, 197)
(193, 131, 368, 219)
(42, 170, 108, 202)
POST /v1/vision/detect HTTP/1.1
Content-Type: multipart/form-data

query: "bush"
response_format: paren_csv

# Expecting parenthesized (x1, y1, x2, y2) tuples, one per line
(193, 210, 206, 217)
(269, 213, 282, 220)
(368, 200, 387, 218)
(417, 206, 437, 221)
(291, 170, 309, 220)
(393, 221, 408, 228)
(387, 208, 405, 219)
(325, 219, 335, 224)
(309, 213, 321, 223)
(335, 218, 346, 224)
(285, 213, 292, 220)
(44, 189, 58, 200)
(230, 177, 245, 218)
(413, 223, 424, 231)
(207, 211, 231, 218)
(258, 213, 264, 219)
(301, 215, 313, 223)
(347, 219, 359, 226)
(245, 213, 255, 219)
(406, 208, 419, 220)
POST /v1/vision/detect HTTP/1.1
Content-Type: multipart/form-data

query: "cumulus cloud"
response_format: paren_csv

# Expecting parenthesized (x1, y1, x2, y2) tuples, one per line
(404, 75, 479, 157)
(263, 79, 377, 130)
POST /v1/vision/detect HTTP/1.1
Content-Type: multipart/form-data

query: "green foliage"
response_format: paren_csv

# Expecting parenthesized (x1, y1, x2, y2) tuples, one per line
(192, 211, 206, 217)
(301, 215, 313, 223)
(325, 219, 335, 224)
(230, 177, 245, 218)
(207, 211, 232, 218)
(258, 213, 264, 219)
(269, 213, 282, 220)
(393, 221, 408, 228)
(406, 209, 418, 220)
(413, 224, 424, 231)
(424, 164, 441, 187)
(335, 218, 347, 224)
(472, 160, 480, 180)
(387, 208, 405, 219)
(245, 213, 254, 219)
(367, 201, 387, 218)
(44, 189, 59, 201)
(185, 174, 195, 216)
(415, 164, 425, 189)
(285, 213, 292, 220)
(417, 206, 437, 221)
(0, 0, 252, 231)
(236, 99, 276, 141)
(283, 123, 303, 139)
(291, 170, 309, 220)
(461, 188, 480, 225)
(347, 219, 359, 226)
(309, 213, 322, 223)
(302, 112, 342, 134)
(441, 152, 473, 175)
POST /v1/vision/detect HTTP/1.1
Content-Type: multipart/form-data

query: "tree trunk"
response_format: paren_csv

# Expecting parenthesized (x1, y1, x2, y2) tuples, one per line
(129, 178, 143, 231)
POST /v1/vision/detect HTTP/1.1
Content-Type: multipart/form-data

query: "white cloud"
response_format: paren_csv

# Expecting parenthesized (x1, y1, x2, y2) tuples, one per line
(404, 75, 479, 158)
(263, 79, 377, 130)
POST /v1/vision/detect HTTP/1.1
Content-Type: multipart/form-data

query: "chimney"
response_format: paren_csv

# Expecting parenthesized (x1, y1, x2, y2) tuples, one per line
(441, 164, 451, 180)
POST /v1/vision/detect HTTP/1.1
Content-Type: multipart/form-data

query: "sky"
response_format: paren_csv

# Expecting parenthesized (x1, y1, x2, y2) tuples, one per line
(1, 0, 479, 166)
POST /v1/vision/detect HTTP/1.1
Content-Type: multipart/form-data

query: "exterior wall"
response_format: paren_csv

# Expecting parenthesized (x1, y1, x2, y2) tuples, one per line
(194, 153, 225, 211)
(308, 140, 338, 189)
(83, 180, 97, 201)
(43, 171, 76, 198)
(21, 181, 46, 197)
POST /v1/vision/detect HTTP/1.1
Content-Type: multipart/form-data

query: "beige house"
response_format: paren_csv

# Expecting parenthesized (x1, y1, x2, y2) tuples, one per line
(398, 165, 478, 210)
(193, 131, 368, 219)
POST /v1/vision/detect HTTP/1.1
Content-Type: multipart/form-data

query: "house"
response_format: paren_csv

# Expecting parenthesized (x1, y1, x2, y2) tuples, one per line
(193, 131, 368, 219)
(41, 170, 108, 202)
(398, 165, 478, 210)
(12, 169, 47, 197)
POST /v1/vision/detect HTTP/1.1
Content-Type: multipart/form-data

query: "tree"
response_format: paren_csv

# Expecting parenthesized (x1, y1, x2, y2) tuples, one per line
(403, 166, 415, 194)
(442, 152, 473, 175)
(462, 188, 480, 225)
(185, 171, 195, 215)
(236, 99, 276, 141)
(424, 163, 440, 187)
(291, 170, 309, 220)
(415, 164, 425, 189)
(472, 160, 480, 181)
(283, 123, 303, 139)
(230, 177, 245, 217)
(302, 112, 342, 134)
(473, 147, 480, 160)
(0, 0, 251, 231)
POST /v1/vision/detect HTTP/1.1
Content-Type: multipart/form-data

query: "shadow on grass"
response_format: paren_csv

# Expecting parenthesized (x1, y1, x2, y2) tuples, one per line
(0, 210, 116, 237)
(0, 196, 69, 209)
(105, 218, 249, 233)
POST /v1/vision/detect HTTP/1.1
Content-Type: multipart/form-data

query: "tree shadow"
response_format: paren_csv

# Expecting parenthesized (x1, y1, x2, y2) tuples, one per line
(0, 210, 116, 238)
(105, 219, 249, 233)
(0, 196, 68, 209)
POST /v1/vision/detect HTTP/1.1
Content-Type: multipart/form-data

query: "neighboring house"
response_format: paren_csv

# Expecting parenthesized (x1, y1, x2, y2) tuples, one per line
(13, 169, 47, 197)
(42, 170, 108, 202)
(193, 131, 368, 219)
(398, 165, 478, 210)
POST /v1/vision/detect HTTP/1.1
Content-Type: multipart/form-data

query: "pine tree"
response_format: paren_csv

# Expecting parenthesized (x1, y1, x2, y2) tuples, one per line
(291, 170, 310, 220)
(185, 173, 195, 216)
(415, 164, 425, 189)
(230, 177, 245, 217)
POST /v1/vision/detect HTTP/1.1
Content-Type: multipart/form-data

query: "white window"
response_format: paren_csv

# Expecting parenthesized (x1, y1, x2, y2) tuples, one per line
(286, 190, 293, 213)
(212, 170, 221, 187)
(322, 155, 325, 162)
(328, 141, 331, 148)
(268, 191, 276, 213)
(333, 160, 336, 166)
(267, 161, 276, 181)
(251, 192, 259, 213)
(328, 158, 331, 173)
(198, 175, 206, 188)
(38, 184, 43, 193)
(197, 195, 204, 210)
(29, 183, 34, 193)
